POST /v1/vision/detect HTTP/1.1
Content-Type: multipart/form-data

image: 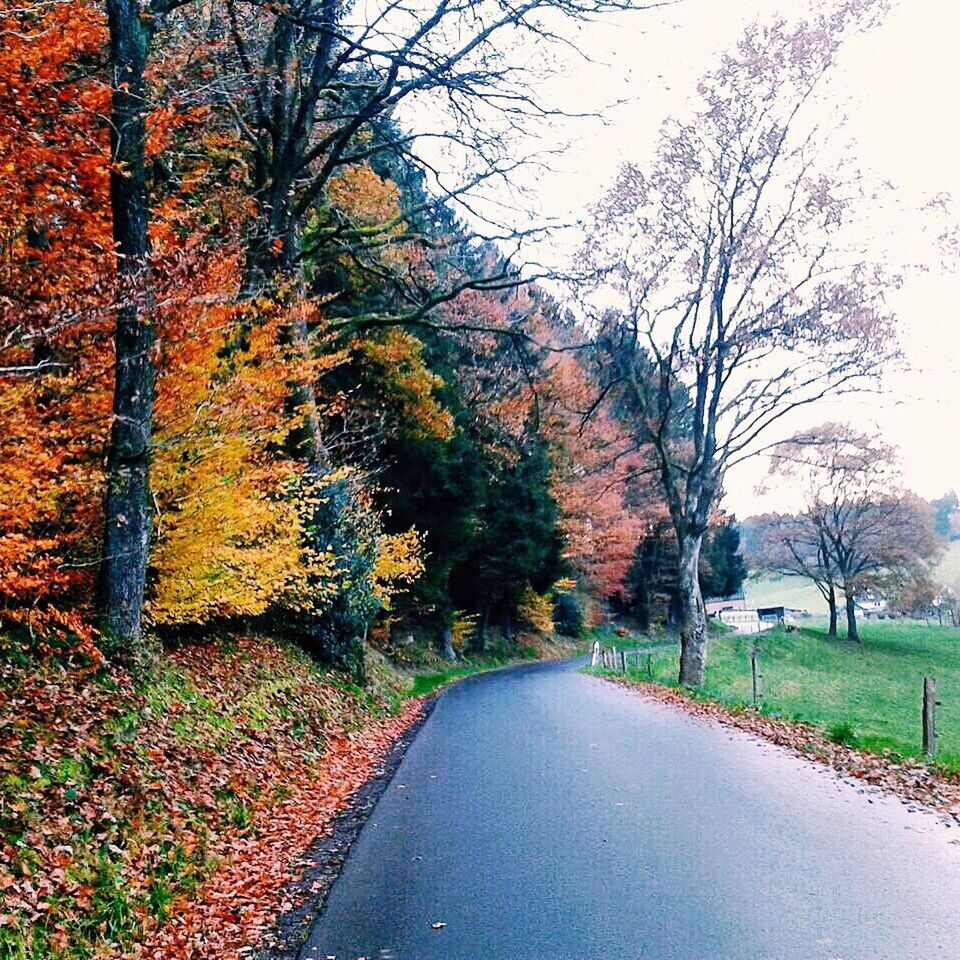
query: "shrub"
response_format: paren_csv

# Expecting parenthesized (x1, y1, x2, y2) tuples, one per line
(518, 586, 555, 635)
(450, 611, 478, 652)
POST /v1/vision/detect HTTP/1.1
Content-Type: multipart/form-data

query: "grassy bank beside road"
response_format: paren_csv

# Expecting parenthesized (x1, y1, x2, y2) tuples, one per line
(606, 622, 960, 773)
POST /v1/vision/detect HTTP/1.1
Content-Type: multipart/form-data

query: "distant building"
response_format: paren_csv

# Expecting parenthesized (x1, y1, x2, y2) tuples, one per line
(704, 593, 747, 617)
(718, 608, 773, 634)
(757, 605, 786, 625)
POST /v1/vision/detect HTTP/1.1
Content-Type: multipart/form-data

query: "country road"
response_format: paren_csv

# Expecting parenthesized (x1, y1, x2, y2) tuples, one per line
(300, 658, 960, 960)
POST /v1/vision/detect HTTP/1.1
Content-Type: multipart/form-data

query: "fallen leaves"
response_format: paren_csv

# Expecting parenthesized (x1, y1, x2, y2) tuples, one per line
(1, 635, 422, 959)
(133, 695, 421, 960)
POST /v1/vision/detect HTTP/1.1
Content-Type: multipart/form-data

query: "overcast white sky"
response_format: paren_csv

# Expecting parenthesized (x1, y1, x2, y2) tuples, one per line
(405, 0, 960, 517)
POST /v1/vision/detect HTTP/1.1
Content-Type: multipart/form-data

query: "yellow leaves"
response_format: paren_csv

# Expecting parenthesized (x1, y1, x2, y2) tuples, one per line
(326, 165, 402, 228)
(518, 586, 555, 635)
(357, 329, 454, 441)
(450, 611, 479, 652)
(149, 256, 313, 625)
(148, 472, 305, 625)
(372, 529, 425, 610)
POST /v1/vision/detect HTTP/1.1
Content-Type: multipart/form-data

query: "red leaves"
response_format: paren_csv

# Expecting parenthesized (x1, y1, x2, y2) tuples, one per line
(1, 636, 422, 958)
(134, 699, 422, 960)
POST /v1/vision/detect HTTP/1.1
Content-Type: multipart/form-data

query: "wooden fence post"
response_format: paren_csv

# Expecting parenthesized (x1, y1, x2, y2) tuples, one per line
(591, 640, 600, 667)
(923, 676, 938, 757)
(646, 653, 653, 680)
(750, 647, 762, 709)
(620, 649, 627, 673)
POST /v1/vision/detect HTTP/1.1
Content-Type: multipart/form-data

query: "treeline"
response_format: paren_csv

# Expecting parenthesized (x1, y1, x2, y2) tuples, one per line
(0, 0, 668, 676)
(4, 0, 896, 692)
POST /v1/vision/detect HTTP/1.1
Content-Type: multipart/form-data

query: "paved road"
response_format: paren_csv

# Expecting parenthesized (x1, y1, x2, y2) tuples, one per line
(300, 658, 960, 960)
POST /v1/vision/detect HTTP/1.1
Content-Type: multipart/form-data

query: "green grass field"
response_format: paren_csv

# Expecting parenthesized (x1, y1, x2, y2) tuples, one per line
(744, 573, 829, 616)
(637, 621, 960, 773)
(745, 541, 960, 618)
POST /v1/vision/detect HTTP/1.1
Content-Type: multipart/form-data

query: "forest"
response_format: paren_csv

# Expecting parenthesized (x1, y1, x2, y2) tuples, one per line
(0, 0, 757, 679)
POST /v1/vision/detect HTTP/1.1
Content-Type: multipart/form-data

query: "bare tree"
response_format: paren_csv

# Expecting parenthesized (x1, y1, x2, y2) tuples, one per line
(769, 424, 941, 641)
(581, 1, 895, 684)
(753, 512, 841, 636)
(173, 0, 664, 305)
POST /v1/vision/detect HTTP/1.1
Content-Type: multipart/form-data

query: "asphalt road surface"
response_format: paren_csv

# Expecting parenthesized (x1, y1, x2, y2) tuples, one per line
(300, 658, 960, 960)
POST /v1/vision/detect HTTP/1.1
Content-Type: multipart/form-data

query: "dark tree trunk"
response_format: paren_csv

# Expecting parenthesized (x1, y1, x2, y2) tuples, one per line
(502, 605, 514, 643)
(677, 533, 707, 686)
(478, 601, 492, 652)
(827, 583, 838, 637)
(97, 0, 155, 671)
(844, 585, 860, 642)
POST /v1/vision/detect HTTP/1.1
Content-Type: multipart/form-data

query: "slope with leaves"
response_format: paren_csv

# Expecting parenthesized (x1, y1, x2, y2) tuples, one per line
(0, 635, 418, 960)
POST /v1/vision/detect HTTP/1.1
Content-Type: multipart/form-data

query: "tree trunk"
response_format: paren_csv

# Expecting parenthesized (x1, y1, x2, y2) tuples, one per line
(827, 584, 838, 637)
(844, 585, 860, 642)
(677, 533, 707, 686)
(478, 601, 491, 652)
(502, 605, 514, 643)
(97, 0, 155, 671)
(441, 626, 457, 662)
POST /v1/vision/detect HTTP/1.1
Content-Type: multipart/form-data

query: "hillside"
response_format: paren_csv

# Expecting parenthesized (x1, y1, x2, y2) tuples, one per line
(743, 574, 830, 616)
(744, 540, 960, 620)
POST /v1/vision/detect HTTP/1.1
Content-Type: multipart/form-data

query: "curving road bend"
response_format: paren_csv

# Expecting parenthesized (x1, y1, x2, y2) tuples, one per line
(299, 658, 960, 960)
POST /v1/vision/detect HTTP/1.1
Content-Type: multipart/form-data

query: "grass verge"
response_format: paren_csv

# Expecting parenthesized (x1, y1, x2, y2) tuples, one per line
(406, 634, 585, 698)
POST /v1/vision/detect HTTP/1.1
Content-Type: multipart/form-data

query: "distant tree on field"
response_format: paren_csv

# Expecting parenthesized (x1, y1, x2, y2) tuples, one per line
(752, 512, 843, 636)
(931, 491, 960, 541)
(699, 519, 748, 600)
(769, 424, 941, 641)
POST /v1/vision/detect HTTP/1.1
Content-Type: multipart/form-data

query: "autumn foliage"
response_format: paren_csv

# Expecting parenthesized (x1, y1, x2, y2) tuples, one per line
(0, 0, 678, 955)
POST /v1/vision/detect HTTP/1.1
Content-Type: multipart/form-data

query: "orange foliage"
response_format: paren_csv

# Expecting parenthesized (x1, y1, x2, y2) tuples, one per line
(0, 0, 113, 643)
(539, 353, 651, 599)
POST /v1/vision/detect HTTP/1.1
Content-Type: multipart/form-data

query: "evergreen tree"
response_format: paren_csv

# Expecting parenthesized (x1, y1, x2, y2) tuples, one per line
(699, 520, 748, 599)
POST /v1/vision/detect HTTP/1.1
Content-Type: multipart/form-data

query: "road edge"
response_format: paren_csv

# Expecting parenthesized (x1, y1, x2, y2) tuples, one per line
(592, 671, 960, 826)
(258, 696, 438, 960)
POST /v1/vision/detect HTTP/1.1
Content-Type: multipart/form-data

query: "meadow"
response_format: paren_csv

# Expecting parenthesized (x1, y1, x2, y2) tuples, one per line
(743, 540, 960, 620)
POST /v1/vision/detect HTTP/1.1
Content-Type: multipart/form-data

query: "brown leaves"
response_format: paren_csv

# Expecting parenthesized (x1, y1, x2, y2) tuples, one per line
(1, 636, 422, 959)
(134, 697, 422, 960)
